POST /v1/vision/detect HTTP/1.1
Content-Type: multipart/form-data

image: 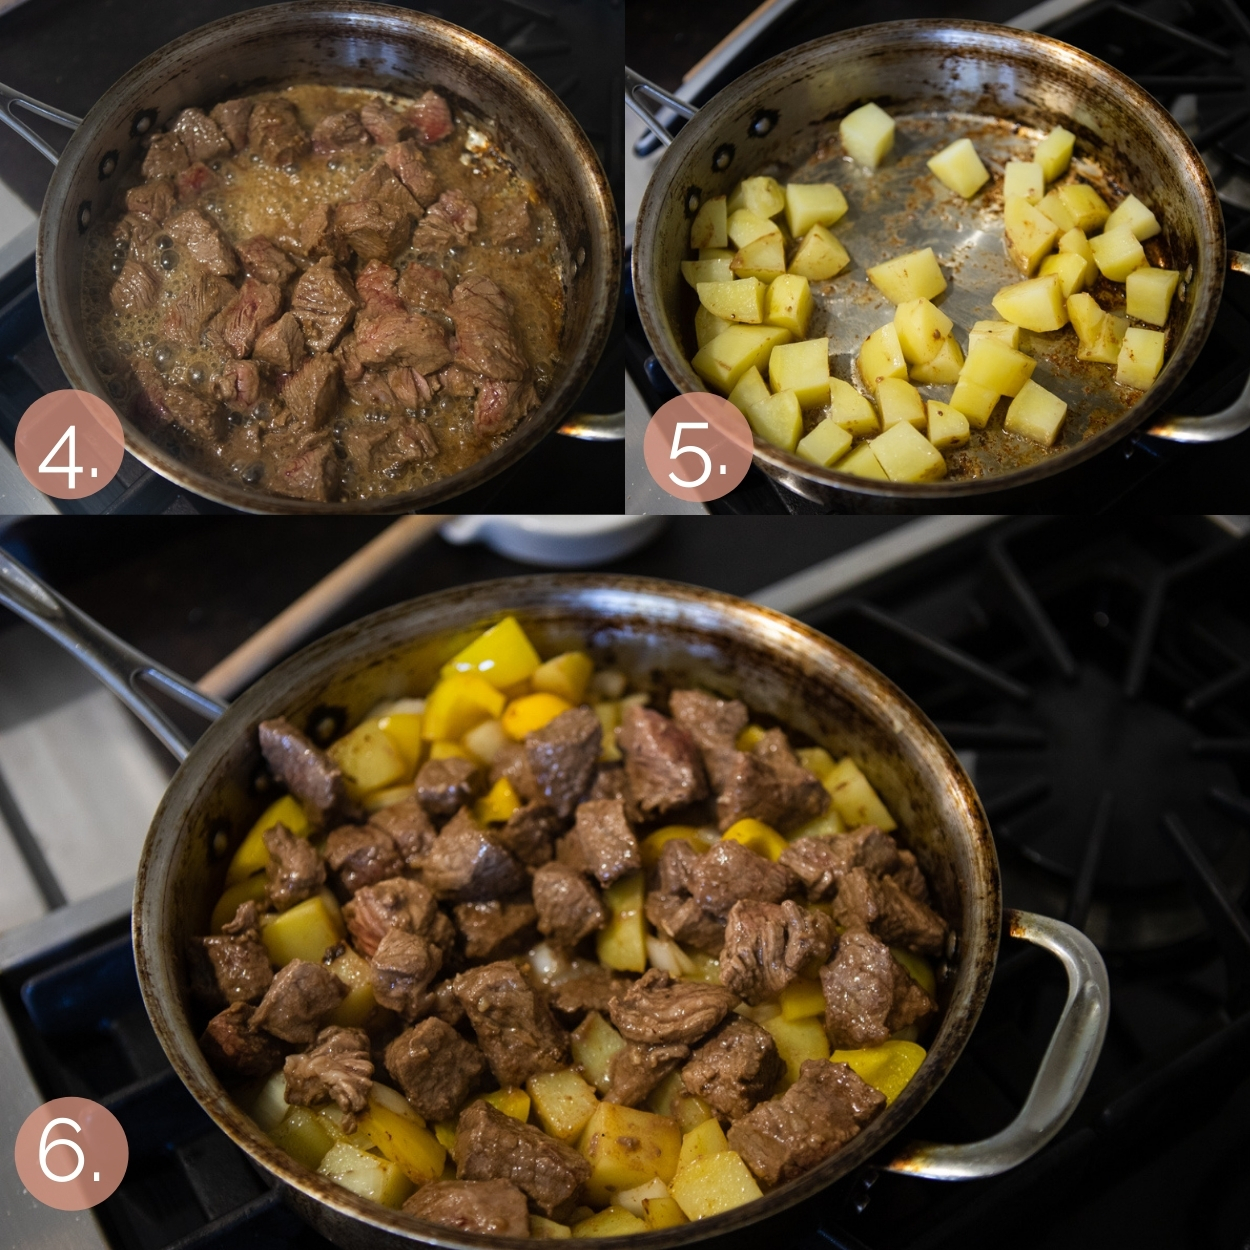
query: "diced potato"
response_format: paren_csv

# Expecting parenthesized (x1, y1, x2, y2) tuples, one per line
(480, 1086, 531, 1122)
(836, 443, 885, 479)
(727, 365, 771, 426)
(796, 418, 853, 468)
(1089, 226, 1146, 282)
(730, 235, 787, 283)
(692, 324, 792, 393)
(722, 818, 789, 861)
(1056, 183, 1110, 233)
(747, 389, 803, 452)
(764, 274, 813, 337)
(532, 651, 594, 704)
(697, 278, 765, 324)
(827, 378, 880, 437)
(908, 336, 964, 385)
(1079, 310, 1127, 364)
(1035, 126, 1075, 182)
(1067, 291, 1105, 347)
(318, 1142, 413, 1209)
(429, 740, 471, 761)
(261, 892, 345, 965)
(328, 943, 377, 1028)
(1115, 326, 1166, 389)
(362, 1095, 446, 1184)
(502, 692, 573, 740)
(363, 784, 415, 814)
(858, 323, 908, 395)
(250, 1071, 291, 1132)
(690, 195, 728, 250)
(789, 223, 851, 280)
(578, 1102, 683, 1206)
(226, 794, 310, 886)
(824, 756, 896, 830)
(993, 274, 1068, 332)
(870, 421, 946, 483)
(877, 377, 926, 431)
(830, 1040, 927, 1105)
(950, 378, 999, 429)
(1003, 160, 1044, 204)
(530, 1216, 573, 1238)
(677, 1118, 730, 1171)
(434, 1121, 457, 1152)
(960, 339, 1036, 396)
(643, 1195, 690, 1229)
(700, 248, 734, 261)
(866, 247, 947, 304)
(572, 1207, 647, 1237)
(729, 176, 786, 219)
(329, 717, 409, 801)
(726, 209, 783, 250)
(210, 872, 268, 934)
(1057, 228, 1097, 286)
(1004, 378, 1068, 447)
(1038, 251, 1089, 298)
(894, 297, 953, 365)
(769, 337, 831, 409)
(893, 948, 937, 998)
(443, 616, 541, 688)
(1125, 267, 1180, 326)
(926, 401, 970, 450)
(571, 1011, 627, 1094)
(736, 724, 767, 751)
(597, 871, 647, 972)
(422, 674, 506, 740)
(528, 1069, 600, 1142)
(761, 1015, 830, 1088)
(695, 304, 732, 349)
(638, 825, 705, 869)
(271, 1106, 336, 1170)
(671, 1150, 762, 1220)
(647, 1070, 715, 1133)
(840, 101, 895, 169)
(459, 719, 507, 769)
(778, 978, 827, 1021)
(1036, 189, 1076, 234)
(784, 183, 849, 237)
(927, 137, 990, 198)
(1004, 197, 1060, 276)
(968, 320, 1020, 351)
(790, 808, 846, 838)
(681, 257, 733, 289)
(1104, 193, 1161, 240)
(376, 712, 423, 773)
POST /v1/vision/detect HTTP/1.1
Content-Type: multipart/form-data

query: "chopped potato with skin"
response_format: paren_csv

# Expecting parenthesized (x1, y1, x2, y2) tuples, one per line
(992, 274, 1068, 332)
(1035, 126, 1075, 182)
(894, 297, 953, 365)
(877, 377, 927, 431)
(317, 1142, 413, 1209)
(691, 324, 792, 393)
(727, 366, 772, 426)
(837, 443, 889, 480)
(642, 1194, 690, 1229)
(926, 401, 970, 450)
(681, 257, 733, 289)
(764, 274, 813, 337)
(729, 176, 786, 219)
(831, 1041, 927, 1104)
(1058, 228, 1099, 287)
(1116, 326, 1166, 388)
(769, 337, 831, 409)
(746, 388, 804, 452)
(859, 322, 908, 393)
(1004, 197, 1060, 276)
(363, 1093, 447, 1184)
(840, 101, 895, 168)
(1079, 309, 1128, 364)
(1089, 226, 1146, 282)
(950, 378, 999, 428)
(968, 320, 1020, 351)
(671, 1150, 763, 1220)
(761, 1015, 831, 1088)
(867, 247, 947, 304)
(696, 278, 765, 324)
(528, 1069, 600, 1142)
(1056, 183, 1110, 233)
(677, 1118, 730, 1171)
(927, 137, 990, 199)
(824, 756, 897, 830)
(694, 304, 732, 349)
(1104, 193, 1161, 241)
(871, 421, 946, 483)
(1126, 267, 1180, 326)
(726, 209, 783, 250)
(1036, 189, 1076, 234)
(784, 182, 848, 236)
(827, 378, 880, 437)
(796, 417, 853, 468)
(730, 235, 787, 283)
(690, 195, 728, 250)
(1038, 251, 1089, 299)
(961, 338, 1037, 396)
(789, 223, 851, 280)
(1067, 292, 1106, 348)
(1004, 378, 1068, 447)
(597, 871, 647, 972)
(578, 1103, 682, 1206)
(1003, 160, 1044, 204)
(261, 892, 344, 965)
(908, 335, 964, 385)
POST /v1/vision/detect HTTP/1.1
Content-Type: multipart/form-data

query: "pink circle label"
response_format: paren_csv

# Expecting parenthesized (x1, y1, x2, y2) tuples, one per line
(14, 1097, 129, 1210)
(642, 393, 755, 503)
(15, 391, 125, 499)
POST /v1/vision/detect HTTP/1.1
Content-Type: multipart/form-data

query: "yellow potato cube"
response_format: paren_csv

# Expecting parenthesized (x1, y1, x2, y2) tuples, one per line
(578, 1102, 682, 1206)
(791, 810, 846, 840)
(697, 277, 765, 324)
(1125, 267, 1180, 326)
(362, 1095, 446, 1184)
(681, 257, 733, 289)
(530, 1216, 573, 1238)
(618, 1178, 677, 1220)
(768, 337, 831, 409)
(1035, 126, 1075, 182)
(727, 365, 771, 425)
(1058, 228, 1099, 287)
(764, 273, 813, 336)
(968, 320, 1020, 351)
(729, 175, 786, 219)
(1115, 326, 1166, 389)
(730, 234, 787, 283)
(572, 1207, 647, 1237)
(690, 194, 728, 250)
(1056, 183, 1110, 233)
(824, 756, 897, 830)
(796, 417, 853, 468)
(671, 1150, 763, 1220)
(597, 871, 647, 972)
(840, 101, 895, 169)
(1004, 378, 1068, 447)
(642, 1195, 690, 1229)
(1036, 189, 1076, 234)
(722, 817, 789, 861)
(479, 1087, 531, 1122)
(422, 674, 507, 740)
(695, 304, 732, 349)
(789, 223, 851, 281)
(877, 376, 926, 430)
(473, 776, 521, 825)
(1089, 226, 1146, 282)
(677, 1118, 730, 1171)
(784, 182, 848, 236)
(726, 208, 782, 250)
(867, 247, 947, 304)
(1104, 193, 1161, 240)
(461, 717, 508, 766)
(927, 137, 990, 198)
(950, 378, 999, 428)
(317, 1142, 413, 1209)
(271, 1107, 336, 1171)
(328, 944, 377, 1028)
(691, 325, 792, 393)
(746, 389, 803, 452)
(926, 401, 970, 450)
(700, 248, 734, 261)
(908, 335, 964, 385)
(779, 978, 827, 1021)
(1038, 250, 1089, 298)
(870, 420, 947, 482)
(859, 322, 908, 393)
(571, 1011, 627, 1094)
(1079, 310, 1128, 364)
(328, 718, 409, 801)
(827, 378, 880, 437)
(1003, 160, 1044, 204)
(837, 443, 888, 480)
(960, 339, 1038, 397)
(226, 794, 310, 886)
(761, 1015, 831, 1087)
(1067, 292, 1106, 347)
(502, 691, 573, 740)
(532, 651, 594, 704)
(647, 1069, 715, 1133)
(250, 1071, 291, 1132)
(377, 712, 423, 772)
(993, 274, 1067, 333)
(830, 1040, 927, 1105)
(528, 1069, 601, 1142)
(894, 297, 954, 365)
(261, 892, 345, 965)
(1004, 196, 1060, 276)
(210, 873, 268, 934)
(429, 740, 471, 761)
(893, 948, 937, 998)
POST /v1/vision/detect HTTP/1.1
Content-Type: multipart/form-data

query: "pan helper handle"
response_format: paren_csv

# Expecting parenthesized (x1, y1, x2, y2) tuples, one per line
(625, 68, 697, 149)
(885, 909, 1109, 1180)
(0, 81, 82, 165)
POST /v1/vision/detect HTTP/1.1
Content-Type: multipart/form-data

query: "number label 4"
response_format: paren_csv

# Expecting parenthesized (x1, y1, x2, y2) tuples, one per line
(39, 425, 85, 491)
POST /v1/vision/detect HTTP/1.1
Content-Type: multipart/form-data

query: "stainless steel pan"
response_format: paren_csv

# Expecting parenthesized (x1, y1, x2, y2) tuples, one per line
(630, 20, 1250, 509)
(0, 2, 620, 513)
(0, 554, 1108, 1247)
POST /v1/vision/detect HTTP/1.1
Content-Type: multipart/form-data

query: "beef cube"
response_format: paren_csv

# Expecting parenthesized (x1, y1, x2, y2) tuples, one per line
(131, 360, 221, 441)
(187, 900, 273, 1007)
(290, 257, 359, 352)
(727, 1059, 886, 1185)
(236, 235, 298, 286)
(833, 867, 947, 956)
(368, 795, 437, 869)
(171, 106, 230, 162)
(618, 706, 708, 818)
(386, 366, 429, 409)
(336, 198, 410, 262)
(423, 809, 527, 902)
(532, 862, 605, 947)
(167, 208, 238, 276)
(160, 271, 236, 345)
(251, 959, 348, 1044)
(141, 131, 189, 180)
(325, 823, 404, 894)
(473, 378, 538, 436)
(311, 109, 371, 154)
(361, 99, 411, 147)
(125, 179, 177, 223)
(110, 260, 160, 313)
(176, 160, 217, 202)
(779, 827, 900, 902)
(212, 359, 261, 412)
(454, 1099, 589, 1219)
(210, 98, 253, 152)
(271, 436, 337, 501)
(403, 1179, 529, 1236)
(454, 897, 538, 961)
(587, 764, 628, 803)
(644, 892, 725, 955)
(407, 90, 454, 146)
(248, 98, 310, 166)
(682, 1018, 783, 1119)
(452, 960, 569, 1087)
(415, 756, 481, 818)
(263, 823, 325, 910)
(258, 716, 345, 822)
(719, 899, 836, 1005)
(115, 209, 161, 256)
(569, 799, 640, 888)
(355, 258, 405, 315)
(548, 968, 634, 1024)
(398, 261, 451, 313)
(450, 275, 528, 381)
(687, 840, 798, 919)
(437, 364, 479, 398)
(669, 688, 749, 790)
(607, 1041, 689, 1107)
(283, 1025, 373, 1128)
(490, 741, 539, 801)
(608, 968, 737, 1046)
(821, 927, 936, 1049)
(281, 353, 341, 428)
(716, 730, 828, 833)
(209, 277, 282, 358)
(524, 706, 602, 819)
(652, 838, 699, 895)
(370, 417, 438, 474)
(489, 194, 535, 250)
(413, 188, 478, 252)
(253, 312, 306, 372)
(343, 876, 447, 958)
(384, 139, 440, 206)
(354, 309, 451, 374)
(348, 161, 421, 219)
(297, 202, 348, 263)
(892, 850, 930, 903)
(201, 1002, 282, 1077)
(385, 1017, 487, 1121)
(371, 927, 443, 1020)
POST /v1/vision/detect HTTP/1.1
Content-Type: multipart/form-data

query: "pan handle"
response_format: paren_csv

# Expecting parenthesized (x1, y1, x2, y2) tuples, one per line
(0, 550, 224, 762)
(884, 909, 1109, 1180)
(0, 81, 82, 166)
(625, 68, 697, 149)
(1148, 250, 1250, 442)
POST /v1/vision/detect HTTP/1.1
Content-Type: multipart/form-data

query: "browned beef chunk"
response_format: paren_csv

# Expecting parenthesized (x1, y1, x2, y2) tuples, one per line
(893, 849, 930, 903)
(290, 257, 359, 352)
(415, 757, 481, 818)
(360, 99, 410, 147)
(779, 827, 900, 902)
(297, 202, 347, 262)
(258, 716, 345, 823)
(609, 968, 737, 1046)
(175, 161, 217, 201)
(473, 378, 538, 436)
(607, 1041, 689, 1107)
(170, 107, 230, 163)
(403, 1178, 528, 1236)
(821, 927, 936, 1048)
(209, 277, 282, 359)
(167, 208, 238, 276)
(652, 837, 699, 895)
(212, 359, 261, 412)
(450, 274, 529, 381)
(210, 98, 253, 152)
(343, 876, 446, 958)
(201, 1002, 282, 1077)
(569, 799, 640, 888)
(455, 1099, 589, 1219)
(682, 1018, 783, 1119)
(349, 160, 422, 218)
(384, 139, 440, 206)
(719, 900, 836, 1005)
(368, 795, 437, 869)
(493, 801, 559, 867)
(142, 131, 189, 180)
(687, 840, 798, 920)
(413, 187, 478, 252)
(370, 416, 438, 474)
(669, 689, 749, 790)
(490, 194, 534, 249)
(618, 706, 708, 818)
(408, 90, 454, 146)
(336, 198, 410, 262)
(263, 823, 325, 910)
(532, 862, 605, 947)
(398, 262, 451, 313)
(452, 960, 568, 1087)
(371, 927, 443, 1020)
(645, 892, 726, 955)
(525, 706, 601, 819)
(716, 731, 829, 834)
(423, 808, 527, 902)
(236, 235, 298, 287)
(385, 1016, 487, 1121)
(251, 959, 348, 1044)
(248, 98, 310, 166)
(110, 260, 160, 313)
(125, 179, 176, 223)
(188, 900, 273, 1007)
(436, 365, 475, 398)
(253, 312, 306, 372)
(454, 897, 538, 961)
(728, 1059, 886, 1185)
(270, 435, 337, 502)
(160, 271, 236, 345)
(548, 968, 634, 1024)
(281, 353, 341, 428)
(355, 258, 405, 315)
(554, 832, 587, 873)
(115, 210, 161, 257)
(131, 360, 222, 441)
(387, 365, 428, 409)
(587, 764, 628, 803)
(325, 824, 404, 894)
(311, 110, 371, 154)
(833, 867, 947, 956)
(283, 1025, 373, 1128)
(354, 309, 451, 373)
(491, 741, 539, 801)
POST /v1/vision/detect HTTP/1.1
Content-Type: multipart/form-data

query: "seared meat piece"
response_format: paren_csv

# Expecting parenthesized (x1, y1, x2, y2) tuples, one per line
(682, 1018, 783, 1119)
(779, 826, 900, 902)
(325, 823, 404, 894)
(188, 900, 273, 1006)
(252, 312, 306, 372)
(213, 359, 261, 412)
(403, 1179, 529, 1237)
(371, 928, 443, 1020)
(653, 837, 699, 894)
(270, 436, 337, 502)
(263, 823, 325, 910)
(525, 706, 602, 819)
(343, 876, 446, 958)
(893, 849, 931, 903)
(347, 161, 421, 219)
(455, 1099, 589, 1219)
(361, 99, 410, 147)
(609, 968, 737, 1046)
(176, 161, 217, 202)
(115, 209, 161, 257)
(607, 1041, 689, 1108)
(452, 960, 569, 1087)
(171, 107, 230, 162)
(236, 235, 298, 286)
(209, 277, 282, 359)
(568, 799, 640, 888)
(210, 98, 253, 152)
(311, 109, 371, 154)
(454, 897, 538, 961)
(336, 199, 410, 262)
(489, 194, 534, 250)
(251, 959, 348, 1044)
(687, 840, 798, 920)
(408, 90, 454, 146)
(720, 899, 837, 1005)
(821, 928, 936, 1048)
(355, 258, 406, 315)
(160, 271, 236, 345)
(248, 98, 310, 166)
(473, 378, 538, 436)
(398, 262, 451, 313)
(727, 1059, 886, 1185)
(384, 139, 440, 206)
(283, 1025, 373, 1129)
(201, 1002, 282, 1077)
(587, 764, 628, 803)
(413, 188, 478, 251)
(131, 361, 221, 441)
(645, 892, 725, 955)
(450, 275, 528, 381)
(618, 705, 708, 818)
(423, 808, 527, 902)
(290, 256, 359, 352)
(669, 689, 749, 790)
(532, 862, 605, 947)
(548, 968, 634, 1024)
(386, 1017, 487, 1121)
(110, 260, 160, 313)
(370, 417, 438, 474)
(281, 353, 341, 428)
(354, 309, 451, 374)
(167, 208, 238, 276)
(141, 131, 189, 180)
(415, 756, 481, 818)
(258, 716, 345, 823)
(387, 366, 428, 409)
(297, 202, 348, 262)
(716, 730, 829, 834)
(368, 794, 437, 869)
(125, 179, 176, 223)
(490, 741, 539, 801)
(833, 867, 947, 956)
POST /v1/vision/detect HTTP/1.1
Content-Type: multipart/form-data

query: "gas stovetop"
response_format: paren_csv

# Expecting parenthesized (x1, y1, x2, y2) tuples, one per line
(2, 514, 1249, 1250)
